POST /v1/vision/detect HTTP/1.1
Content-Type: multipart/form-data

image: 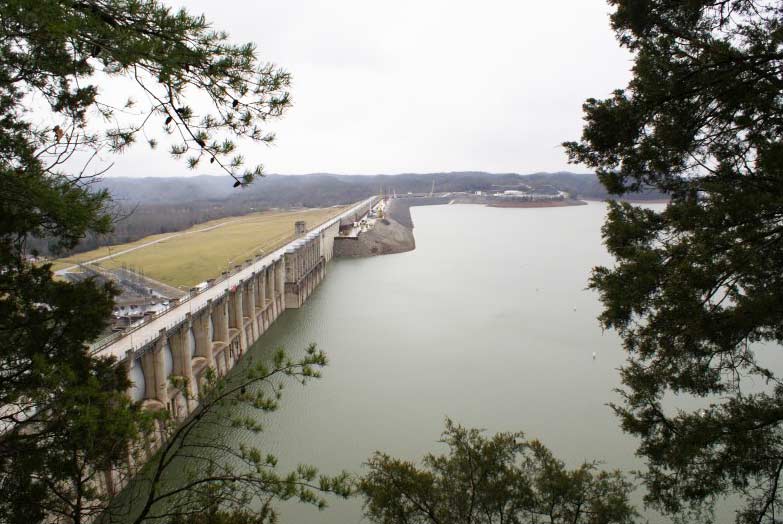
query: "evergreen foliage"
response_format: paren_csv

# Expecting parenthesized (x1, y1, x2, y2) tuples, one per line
(0, 1, 292, 522)
(359, 420, 637, 524)
(564, 1, 783, 521)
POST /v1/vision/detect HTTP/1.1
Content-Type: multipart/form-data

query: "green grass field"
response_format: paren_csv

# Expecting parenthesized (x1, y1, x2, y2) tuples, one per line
(53, 207, 348, 288)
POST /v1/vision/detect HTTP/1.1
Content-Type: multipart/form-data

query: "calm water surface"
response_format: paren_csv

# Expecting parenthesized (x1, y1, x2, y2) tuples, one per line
(226, 201, 650, 523)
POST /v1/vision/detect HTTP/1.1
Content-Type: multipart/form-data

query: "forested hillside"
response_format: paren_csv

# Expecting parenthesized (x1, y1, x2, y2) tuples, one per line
(37, 172, 663, 255)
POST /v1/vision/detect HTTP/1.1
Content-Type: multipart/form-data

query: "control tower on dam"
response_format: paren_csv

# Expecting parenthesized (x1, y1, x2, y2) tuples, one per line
(90, 196, 380, 496)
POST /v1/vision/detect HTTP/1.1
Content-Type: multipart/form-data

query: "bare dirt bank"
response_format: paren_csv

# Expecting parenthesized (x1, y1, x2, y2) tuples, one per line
(336, 195, 591, 259)
(333, 217, 415, 257)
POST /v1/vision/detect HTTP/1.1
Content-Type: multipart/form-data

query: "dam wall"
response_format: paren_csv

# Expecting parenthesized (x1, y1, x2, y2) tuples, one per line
(339, 199, 375, 228)
(91, 197, 379, 497)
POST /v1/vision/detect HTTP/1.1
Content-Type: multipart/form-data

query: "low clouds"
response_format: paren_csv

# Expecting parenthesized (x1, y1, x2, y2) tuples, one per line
(112, 0, 631, 177)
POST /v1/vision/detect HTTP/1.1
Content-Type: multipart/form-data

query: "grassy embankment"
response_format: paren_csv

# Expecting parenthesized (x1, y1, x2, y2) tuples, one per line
(52, 207, 348, 288)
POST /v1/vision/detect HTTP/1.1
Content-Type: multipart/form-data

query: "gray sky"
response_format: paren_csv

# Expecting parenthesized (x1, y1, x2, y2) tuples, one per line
(110, 0, 631, 177)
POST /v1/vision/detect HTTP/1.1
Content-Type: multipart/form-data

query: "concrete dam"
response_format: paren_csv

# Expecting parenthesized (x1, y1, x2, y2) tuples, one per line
(91, 197, 381, 495)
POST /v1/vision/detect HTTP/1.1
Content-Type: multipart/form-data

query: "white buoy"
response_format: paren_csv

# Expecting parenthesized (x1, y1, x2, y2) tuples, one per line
(592, 352, 596, 360)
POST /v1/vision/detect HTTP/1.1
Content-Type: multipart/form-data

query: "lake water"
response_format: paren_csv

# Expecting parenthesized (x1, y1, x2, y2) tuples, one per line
(228, 200, 652, 523)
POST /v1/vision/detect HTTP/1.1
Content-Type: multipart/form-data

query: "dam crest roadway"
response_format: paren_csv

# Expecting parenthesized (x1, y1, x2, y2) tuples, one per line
(89, 196, 381, 496)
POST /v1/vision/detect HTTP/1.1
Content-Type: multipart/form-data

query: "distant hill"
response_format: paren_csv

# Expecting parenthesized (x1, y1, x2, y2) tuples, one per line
(36, 172, 664, 256)
(98, 171, 664, 207)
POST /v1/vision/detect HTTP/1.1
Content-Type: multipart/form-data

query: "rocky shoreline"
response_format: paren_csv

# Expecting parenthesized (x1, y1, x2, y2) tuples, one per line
(333, 216, 416, 257)
(336, 196, 590, 259)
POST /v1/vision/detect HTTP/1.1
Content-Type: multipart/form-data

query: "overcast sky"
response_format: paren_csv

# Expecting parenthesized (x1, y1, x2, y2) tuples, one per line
(109, 0, 632, 177)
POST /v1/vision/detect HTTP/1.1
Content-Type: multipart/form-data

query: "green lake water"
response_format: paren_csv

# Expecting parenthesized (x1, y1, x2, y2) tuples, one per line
(234, 201, 653, 523)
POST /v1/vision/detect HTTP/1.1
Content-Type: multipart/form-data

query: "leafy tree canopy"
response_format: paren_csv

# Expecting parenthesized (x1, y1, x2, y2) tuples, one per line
(359, 420, 637, 524)
(0, 1, 291, 522)
(564, 1, 783, 522)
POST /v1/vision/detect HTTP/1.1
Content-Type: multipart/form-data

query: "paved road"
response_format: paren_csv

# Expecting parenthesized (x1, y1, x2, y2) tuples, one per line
(94, 197, 377, 362)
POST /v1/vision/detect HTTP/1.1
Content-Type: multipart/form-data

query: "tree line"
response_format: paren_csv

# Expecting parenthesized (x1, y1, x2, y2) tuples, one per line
(32, 171, 665, 257)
